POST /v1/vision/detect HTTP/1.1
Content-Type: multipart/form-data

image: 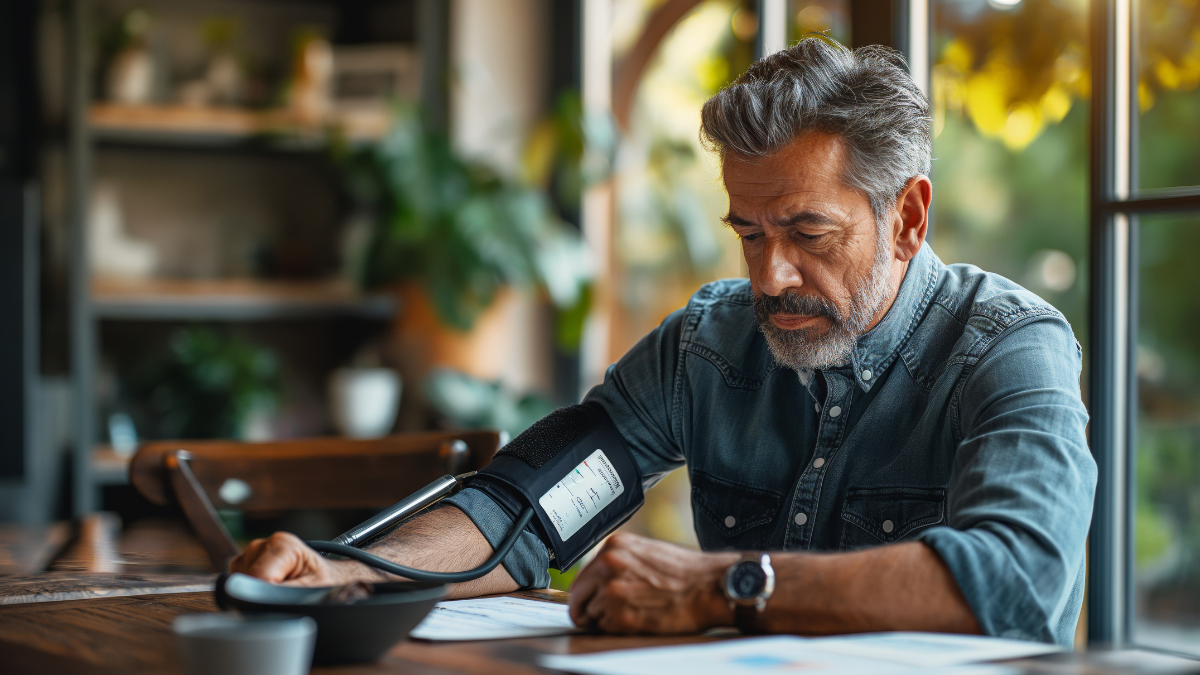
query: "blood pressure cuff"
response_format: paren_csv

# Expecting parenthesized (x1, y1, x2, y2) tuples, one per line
(471, 404, 645, 571)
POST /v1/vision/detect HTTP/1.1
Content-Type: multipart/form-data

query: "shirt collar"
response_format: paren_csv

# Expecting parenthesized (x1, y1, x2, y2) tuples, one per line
(842, 242, 939, 393)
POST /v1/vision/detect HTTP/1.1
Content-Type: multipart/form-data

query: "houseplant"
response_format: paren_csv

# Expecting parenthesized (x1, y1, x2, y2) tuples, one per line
(338, 105, 594, 334)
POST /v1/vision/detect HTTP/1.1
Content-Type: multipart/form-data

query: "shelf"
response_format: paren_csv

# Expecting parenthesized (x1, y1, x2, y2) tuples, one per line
(88, 103, 387, 151)
(91, 278, 398, 321)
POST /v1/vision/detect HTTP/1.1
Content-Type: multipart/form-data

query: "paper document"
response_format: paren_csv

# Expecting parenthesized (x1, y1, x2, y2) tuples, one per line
(541, 636, 1017, 675)
(804, 632, 1061, 667)
(410, 597, 576, 641)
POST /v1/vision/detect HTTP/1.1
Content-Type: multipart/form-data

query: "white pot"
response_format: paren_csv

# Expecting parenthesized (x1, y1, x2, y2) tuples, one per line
(107, 47, 155, 104)
(328, 368, 401, 439)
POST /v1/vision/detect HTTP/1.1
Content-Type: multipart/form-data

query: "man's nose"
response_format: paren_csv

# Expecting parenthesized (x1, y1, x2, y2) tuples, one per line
(757, 235, 804, 297)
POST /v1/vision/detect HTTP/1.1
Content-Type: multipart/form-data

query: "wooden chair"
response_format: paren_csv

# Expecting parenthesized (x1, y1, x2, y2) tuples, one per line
(129, 431, 501, 571)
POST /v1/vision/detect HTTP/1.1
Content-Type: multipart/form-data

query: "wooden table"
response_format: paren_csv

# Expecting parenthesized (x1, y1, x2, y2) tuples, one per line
(0, 585, 708, 675)
(1, 583, 1198, 675)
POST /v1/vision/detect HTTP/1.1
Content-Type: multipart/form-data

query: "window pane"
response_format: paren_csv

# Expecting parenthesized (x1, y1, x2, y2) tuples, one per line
(931, 0, 1089, 333)
(1135, 213, 1200, 655)
(1137, 2, 1200, 190)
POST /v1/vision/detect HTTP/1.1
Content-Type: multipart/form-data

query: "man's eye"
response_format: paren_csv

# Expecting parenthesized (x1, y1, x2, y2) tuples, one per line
(798, 232, 822, 241)
(741, 232, 762, 242)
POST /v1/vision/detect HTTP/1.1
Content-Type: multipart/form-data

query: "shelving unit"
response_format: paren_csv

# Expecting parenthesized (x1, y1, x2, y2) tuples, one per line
(62, 0, 445, 515)
(91, 278, 397, 321)
(89, 103, 386, 151)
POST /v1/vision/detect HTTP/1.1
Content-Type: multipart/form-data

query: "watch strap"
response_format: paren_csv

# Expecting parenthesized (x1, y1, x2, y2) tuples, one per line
(729, 551, 769, 634)
(734, 603, 762, 634)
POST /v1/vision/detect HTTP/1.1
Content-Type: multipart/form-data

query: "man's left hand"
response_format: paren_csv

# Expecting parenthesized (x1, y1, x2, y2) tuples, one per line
(568, 532, 738, 634)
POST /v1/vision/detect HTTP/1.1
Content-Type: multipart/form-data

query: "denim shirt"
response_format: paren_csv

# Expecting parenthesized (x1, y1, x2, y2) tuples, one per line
(447, 243, 1096, 647)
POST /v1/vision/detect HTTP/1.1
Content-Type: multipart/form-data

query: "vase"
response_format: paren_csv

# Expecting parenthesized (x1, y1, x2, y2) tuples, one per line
(328, 367, 402, 438)
(386, 283, 555, 430)
(107, 46, 155, 104)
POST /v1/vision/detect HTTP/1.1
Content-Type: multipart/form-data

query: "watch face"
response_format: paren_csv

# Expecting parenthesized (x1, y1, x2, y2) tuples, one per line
(729, 560, 767, 599)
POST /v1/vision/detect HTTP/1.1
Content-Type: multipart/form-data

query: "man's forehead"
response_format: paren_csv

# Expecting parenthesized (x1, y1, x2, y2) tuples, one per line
(722, 131, 848, 198)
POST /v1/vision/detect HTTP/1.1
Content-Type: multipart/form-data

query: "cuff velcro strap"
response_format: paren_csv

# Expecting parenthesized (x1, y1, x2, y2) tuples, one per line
(477, 405, 645, 571)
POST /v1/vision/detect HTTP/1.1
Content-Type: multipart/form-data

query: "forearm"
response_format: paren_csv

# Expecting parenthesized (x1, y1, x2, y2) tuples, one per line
(340, 505, 520, 599)
(747, 542, 980, 634)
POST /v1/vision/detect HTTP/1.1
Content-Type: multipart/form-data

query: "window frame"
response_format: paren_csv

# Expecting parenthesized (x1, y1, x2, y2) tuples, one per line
(1088, 0, 1200, 649)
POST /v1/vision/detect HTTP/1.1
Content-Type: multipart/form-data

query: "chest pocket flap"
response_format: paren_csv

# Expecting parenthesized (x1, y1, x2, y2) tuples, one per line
(691, 470, 781, 541)
(839, 486, 946, 550)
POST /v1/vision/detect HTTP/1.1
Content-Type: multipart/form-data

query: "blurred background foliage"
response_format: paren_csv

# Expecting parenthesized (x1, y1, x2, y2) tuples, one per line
(523, 91, 617, 220)
(424, 368, 557, 441)
(1135, 214, 1200, 641)
(933, 0, 1200, 152)
(125, 326, 280, 440)
(338, 106, 595, 338)
(932, 0, 1089, 152)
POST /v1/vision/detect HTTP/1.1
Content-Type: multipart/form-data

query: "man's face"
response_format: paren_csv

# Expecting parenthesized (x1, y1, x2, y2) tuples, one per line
(723, 132, 898, 371)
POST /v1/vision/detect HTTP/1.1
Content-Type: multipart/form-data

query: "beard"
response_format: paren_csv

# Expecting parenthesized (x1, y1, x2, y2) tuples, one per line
(753, 231, 895, 372)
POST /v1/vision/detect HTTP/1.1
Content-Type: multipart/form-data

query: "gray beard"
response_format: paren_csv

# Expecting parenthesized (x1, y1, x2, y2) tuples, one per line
(754, 233, 895, 372)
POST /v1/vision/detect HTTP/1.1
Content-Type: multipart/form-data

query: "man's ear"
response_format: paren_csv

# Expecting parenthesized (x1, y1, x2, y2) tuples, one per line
(892, 175, 931, 262)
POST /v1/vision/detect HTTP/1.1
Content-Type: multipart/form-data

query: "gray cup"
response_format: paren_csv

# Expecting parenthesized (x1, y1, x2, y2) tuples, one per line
(174, 612, 316, 675)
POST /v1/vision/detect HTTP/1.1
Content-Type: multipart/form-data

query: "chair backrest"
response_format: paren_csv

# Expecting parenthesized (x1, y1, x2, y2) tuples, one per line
(129, 431, 500, 570)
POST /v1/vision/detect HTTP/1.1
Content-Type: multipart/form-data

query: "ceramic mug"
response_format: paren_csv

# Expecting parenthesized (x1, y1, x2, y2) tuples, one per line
(174, 612, 316, 675)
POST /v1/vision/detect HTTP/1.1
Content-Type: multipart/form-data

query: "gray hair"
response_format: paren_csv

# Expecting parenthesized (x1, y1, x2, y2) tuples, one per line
(700, 37, 931, 225)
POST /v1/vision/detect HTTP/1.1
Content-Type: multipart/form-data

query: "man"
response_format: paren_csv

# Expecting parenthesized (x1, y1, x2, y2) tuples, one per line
(231, 38, 1095, 646)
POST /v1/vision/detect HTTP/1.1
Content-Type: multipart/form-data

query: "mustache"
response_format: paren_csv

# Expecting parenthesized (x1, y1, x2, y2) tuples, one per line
(753, 290, 841, 325)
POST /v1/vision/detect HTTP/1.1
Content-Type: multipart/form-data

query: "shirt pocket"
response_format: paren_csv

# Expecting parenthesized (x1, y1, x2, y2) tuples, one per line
(839, 486, 946, 551)
(691, 470, 782, 551)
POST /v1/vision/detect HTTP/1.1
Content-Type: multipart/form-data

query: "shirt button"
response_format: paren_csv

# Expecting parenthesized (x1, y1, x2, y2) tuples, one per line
(828, 405, 842, 418)
(882, 519, 894, 533)
(814, 403, 820, 413)
(812, 457, 825, 468)
(862, 369, 872, 380)
(725, 515, 736, 528)
(795, 512, 808, 526)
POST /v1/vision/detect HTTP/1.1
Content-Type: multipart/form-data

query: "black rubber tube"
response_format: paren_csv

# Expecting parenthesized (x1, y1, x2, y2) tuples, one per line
(303, 507, 536, 584)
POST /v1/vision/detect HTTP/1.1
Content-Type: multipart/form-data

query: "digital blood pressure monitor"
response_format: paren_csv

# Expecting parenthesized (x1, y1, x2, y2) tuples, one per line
(305, 405, 645, 581)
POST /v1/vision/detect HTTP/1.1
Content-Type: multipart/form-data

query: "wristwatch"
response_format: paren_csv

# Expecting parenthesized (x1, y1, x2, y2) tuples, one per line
(723, 552, 775, 633)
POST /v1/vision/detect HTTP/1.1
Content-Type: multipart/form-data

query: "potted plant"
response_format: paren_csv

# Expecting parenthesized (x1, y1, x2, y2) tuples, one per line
(334, 103, 602, 421)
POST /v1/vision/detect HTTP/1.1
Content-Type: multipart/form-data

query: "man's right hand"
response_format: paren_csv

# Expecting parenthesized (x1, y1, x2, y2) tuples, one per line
(226, 506, 519, 599)
(230, 532, 366, 586)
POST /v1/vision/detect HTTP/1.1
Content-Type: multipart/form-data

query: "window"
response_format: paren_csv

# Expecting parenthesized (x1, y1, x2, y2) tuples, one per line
(1134, 212, 1200, 653)
(930, 0, 1089, 341)
(1090, 0, 1200, 655)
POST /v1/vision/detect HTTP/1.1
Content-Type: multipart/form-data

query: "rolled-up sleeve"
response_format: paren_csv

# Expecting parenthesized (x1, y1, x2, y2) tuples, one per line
(919, 313, 1096, 647)
(443, 487, 551, 589)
